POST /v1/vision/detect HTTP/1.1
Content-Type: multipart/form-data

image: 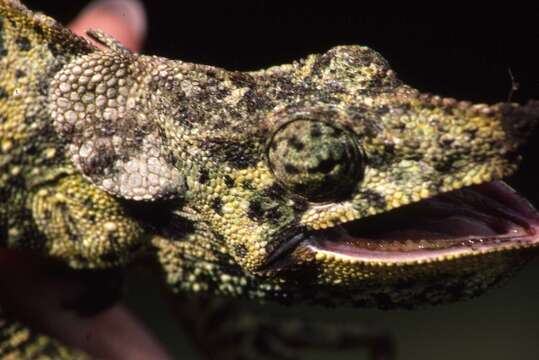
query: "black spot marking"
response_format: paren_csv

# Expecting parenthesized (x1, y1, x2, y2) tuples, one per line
(287, 136, 305, 151)
(439, 137, 454, 148)
(310, 125, 322, 138)
(223, 175, 234, 188)
(400, 103, 411, 112)
(15, 36, 31, 52)
(284, 163, 299, 175)
(15, 69, 26, 79)
(148, 78, 161, 92)
(433, 159, 454, 172)
(233, 243, 247, 258)
(309, 157, 338, 174)
(262, 184, 286, 199)
(359, 190, 386, 209)
(383, 143, 395, 157)
(211, 197, 223, 215)
(443, 106, 455, 115)
(23, 115, 38, 126)
(6, 170, 26, 189)
(42, 208, 52, 221)
(205, 139, 258, 169)
(37, 77, 49, 95)
(0, 87, 8, 99)
(375, 105, 390, 116)
(308, 52, 333, 78)
(81, 197, 93, 211)
(247, 197, 284, 225)
(48, 62, 64, 75)
(247, 200, 263, 222)
(64, 214, 81, 243)
(271, 76, 301, 100)
(329, 126, 343, 137)
(391, 121, 406, 131)
(265, 207, 282, 224)
(47, 42, 63, 57)
(198, 169, 209, 184)
(237, 87, 273, 114)
(292, 197, 309, 213)
(421, 102, 436, 111)
(25, 142, 38, 155)
(241, 179, 255, 190)
(33, 23, 44, 37)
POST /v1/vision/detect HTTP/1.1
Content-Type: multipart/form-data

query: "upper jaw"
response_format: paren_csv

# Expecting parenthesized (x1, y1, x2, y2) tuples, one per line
(279, 181, 539, 266)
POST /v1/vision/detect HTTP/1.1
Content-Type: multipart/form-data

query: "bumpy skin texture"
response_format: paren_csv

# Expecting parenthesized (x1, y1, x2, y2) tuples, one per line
(1, 0, 539, 358)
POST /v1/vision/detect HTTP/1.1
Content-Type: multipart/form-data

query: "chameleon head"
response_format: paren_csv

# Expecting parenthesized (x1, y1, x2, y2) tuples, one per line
(50, 43, 539, 307)
(252, 96, 539, 307)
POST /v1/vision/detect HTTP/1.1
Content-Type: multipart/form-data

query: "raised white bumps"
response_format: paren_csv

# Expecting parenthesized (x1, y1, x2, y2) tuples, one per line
(49, 48, 184, 200)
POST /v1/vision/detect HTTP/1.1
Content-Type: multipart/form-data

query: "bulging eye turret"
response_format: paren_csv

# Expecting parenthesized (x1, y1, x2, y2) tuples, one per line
(268, 119, 364, 202)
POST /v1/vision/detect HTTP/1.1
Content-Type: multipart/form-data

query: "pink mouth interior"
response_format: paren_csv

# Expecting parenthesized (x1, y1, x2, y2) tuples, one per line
(307, 181, 539, 261)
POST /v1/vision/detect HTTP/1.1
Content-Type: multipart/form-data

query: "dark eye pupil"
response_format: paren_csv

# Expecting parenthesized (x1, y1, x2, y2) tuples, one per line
(268, 120, 363, 201)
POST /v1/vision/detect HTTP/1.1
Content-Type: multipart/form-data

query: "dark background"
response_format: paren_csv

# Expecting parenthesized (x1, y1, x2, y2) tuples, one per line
(24, 2, 539, 359)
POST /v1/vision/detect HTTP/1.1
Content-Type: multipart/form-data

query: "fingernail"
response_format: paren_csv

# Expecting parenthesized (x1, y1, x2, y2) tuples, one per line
(84, 0, 147, 38)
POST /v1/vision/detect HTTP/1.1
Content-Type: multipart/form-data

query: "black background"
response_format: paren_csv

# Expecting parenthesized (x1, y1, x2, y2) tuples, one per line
(22, 2, 539, 359)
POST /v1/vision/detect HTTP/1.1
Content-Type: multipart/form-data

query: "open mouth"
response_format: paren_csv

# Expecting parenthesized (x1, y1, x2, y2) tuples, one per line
(302, 181, 539, 263)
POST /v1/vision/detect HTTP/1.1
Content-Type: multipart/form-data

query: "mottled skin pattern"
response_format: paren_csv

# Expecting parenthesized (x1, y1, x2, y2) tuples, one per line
(1, 1, 539, 358)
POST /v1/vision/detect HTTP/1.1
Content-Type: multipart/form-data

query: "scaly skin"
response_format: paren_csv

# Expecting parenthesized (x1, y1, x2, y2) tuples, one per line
(1, 0, 539, 358)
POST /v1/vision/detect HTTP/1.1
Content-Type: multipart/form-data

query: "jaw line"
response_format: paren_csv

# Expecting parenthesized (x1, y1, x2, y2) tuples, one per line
(299, 181, 539, 265)
(305, 231, 539, 265)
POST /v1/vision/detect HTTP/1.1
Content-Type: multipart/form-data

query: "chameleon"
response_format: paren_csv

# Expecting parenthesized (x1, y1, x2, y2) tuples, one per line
(1, 0, 539, 358)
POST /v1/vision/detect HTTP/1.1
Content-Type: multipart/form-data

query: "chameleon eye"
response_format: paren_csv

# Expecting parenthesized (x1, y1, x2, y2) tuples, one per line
(268, 120, 364, 201)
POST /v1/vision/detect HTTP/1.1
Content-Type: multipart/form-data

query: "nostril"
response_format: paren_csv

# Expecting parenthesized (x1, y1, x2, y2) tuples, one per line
(499, 100, 539, 144)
